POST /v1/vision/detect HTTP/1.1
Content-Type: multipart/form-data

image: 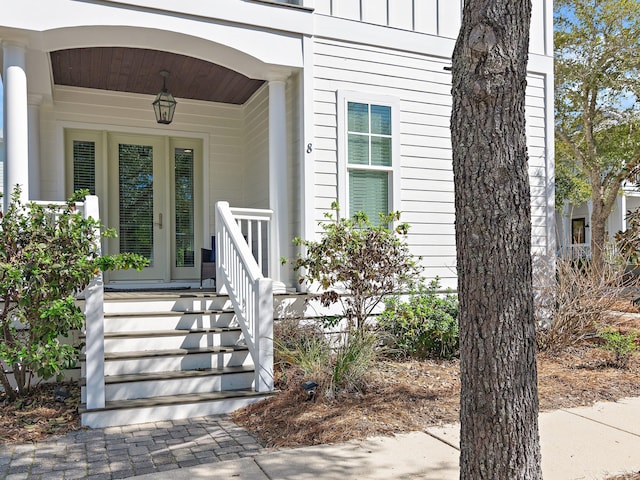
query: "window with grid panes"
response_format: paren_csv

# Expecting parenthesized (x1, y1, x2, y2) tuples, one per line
(347, 102, 392, 225)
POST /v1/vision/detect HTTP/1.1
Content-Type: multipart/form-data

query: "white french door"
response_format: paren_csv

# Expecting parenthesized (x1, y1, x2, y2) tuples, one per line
(104, 134, 202, 282)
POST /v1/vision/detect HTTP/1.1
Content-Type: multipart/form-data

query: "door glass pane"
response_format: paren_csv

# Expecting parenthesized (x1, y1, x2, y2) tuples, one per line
(119, 144, 154, 265)
(73, 140, 96, 195)
(175, 148, 195, 267)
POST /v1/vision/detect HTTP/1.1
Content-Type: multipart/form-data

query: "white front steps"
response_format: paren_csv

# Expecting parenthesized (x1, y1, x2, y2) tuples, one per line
(80, 291, 270, 428)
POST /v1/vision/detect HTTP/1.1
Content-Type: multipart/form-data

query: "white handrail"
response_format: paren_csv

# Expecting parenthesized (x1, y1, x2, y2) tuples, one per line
(216, 201, 273, 393)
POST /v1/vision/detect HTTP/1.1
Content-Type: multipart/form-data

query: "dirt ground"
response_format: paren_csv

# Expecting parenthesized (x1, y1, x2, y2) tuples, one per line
(0, 382, 82, 444)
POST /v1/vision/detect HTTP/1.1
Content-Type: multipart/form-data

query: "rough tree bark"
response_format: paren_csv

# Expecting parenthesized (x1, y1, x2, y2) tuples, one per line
(451, 1, 542, 479)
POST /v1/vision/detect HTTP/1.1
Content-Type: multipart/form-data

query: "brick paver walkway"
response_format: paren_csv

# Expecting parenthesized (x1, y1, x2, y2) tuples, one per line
(0, 415, 265, 480)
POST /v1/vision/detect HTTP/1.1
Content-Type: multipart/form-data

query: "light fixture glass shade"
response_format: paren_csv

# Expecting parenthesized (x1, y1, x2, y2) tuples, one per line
(153, 90, 177, 124)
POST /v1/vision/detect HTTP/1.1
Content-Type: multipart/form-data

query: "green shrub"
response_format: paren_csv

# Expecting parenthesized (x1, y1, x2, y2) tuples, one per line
(293, 203, 422, 333)
(379, 279, 459, 359)
(0, 188, 147, 400)
(598, 327, 639, 368)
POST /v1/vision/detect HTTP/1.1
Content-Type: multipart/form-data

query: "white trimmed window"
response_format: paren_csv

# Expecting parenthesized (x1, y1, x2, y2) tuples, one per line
(338, 91, 400, 225)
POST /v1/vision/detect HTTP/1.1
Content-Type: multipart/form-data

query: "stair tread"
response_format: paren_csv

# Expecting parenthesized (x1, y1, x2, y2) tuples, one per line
(80, 345, 249, 362)
(94, 327, 241, 339)
(80, 365, 254, 386)
(103, 290, 223, 300)
(105, 309, 235, 318)
(79, 389, 268, 413)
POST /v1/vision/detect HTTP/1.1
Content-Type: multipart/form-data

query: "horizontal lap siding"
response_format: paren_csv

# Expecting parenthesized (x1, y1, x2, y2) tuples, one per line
(312, 38, 551, 289)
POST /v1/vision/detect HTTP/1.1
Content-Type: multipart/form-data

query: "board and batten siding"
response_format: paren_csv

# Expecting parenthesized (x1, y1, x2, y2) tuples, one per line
(312, 38, 552, 289)
(312, 0, 550, 56)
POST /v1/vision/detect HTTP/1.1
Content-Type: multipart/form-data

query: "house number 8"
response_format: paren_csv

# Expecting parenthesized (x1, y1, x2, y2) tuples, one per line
(306, 143, 313, 154)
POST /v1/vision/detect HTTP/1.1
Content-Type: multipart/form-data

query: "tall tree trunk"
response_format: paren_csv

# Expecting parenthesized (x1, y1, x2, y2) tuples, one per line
(451, 1, 542, 479)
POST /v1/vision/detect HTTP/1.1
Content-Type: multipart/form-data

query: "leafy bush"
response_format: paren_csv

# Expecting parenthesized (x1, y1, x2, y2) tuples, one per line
(598, 327, 639, 368)
(378, 279, 459, 359)
(615, 207, 640, 264)
(0, 188, 147, 399)
(293, 204, 422, 333)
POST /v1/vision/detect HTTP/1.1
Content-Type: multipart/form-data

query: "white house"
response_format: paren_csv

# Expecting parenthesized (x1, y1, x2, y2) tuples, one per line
(0, 0, 555, 427)
(557, 188, 640, 258)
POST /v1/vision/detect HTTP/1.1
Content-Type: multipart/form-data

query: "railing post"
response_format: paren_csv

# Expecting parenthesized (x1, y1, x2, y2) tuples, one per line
(215, 201, 228, 294)
(82, 196, 105, 409)
(254, 277, 274, 392)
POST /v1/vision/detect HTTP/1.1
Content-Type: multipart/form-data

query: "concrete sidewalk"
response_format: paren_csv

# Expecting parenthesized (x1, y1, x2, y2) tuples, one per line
(132, 397, 640, 480)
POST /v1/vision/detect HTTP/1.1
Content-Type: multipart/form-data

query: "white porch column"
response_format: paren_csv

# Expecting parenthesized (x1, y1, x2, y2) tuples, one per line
(28, 95, 42, 201)
(616, 192, 627, 234)
(268, 78, 288, 285)
(561, 204, 571, 255)
(586, 200, 594, 246)
(2, 41, 29, 208)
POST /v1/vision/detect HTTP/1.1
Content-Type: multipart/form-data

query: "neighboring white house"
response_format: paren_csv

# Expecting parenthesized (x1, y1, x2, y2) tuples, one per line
(0, 0, 555, 291)
(556, 186, 640, 258)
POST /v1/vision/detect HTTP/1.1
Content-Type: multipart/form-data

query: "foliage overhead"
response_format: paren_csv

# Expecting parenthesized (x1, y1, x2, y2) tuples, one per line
(615, 207, 640, 264)
(0, 188, 148, 400)
(293, 203, 422, 332)
(555, 0, 640, 267)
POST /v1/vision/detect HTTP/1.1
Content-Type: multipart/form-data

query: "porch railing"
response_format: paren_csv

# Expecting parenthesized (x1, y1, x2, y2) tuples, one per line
(229, 206, 273, 278)
(215, 201, 274, 393)
(557, 244, 591, 259)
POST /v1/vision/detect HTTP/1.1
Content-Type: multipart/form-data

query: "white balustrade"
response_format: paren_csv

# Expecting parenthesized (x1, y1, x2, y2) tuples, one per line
(216, 201, 274, 392)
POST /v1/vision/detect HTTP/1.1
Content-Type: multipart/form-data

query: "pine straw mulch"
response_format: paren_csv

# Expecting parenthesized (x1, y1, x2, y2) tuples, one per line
(233, 309, 640, 449)
(1, 314, 639, 449)
(0, 382, 82, 444)
(232, 346, 640, 448)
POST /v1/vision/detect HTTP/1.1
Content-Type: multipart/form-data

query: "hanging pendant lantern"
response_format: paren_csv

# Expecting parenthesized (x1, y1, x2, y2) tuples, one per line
(153, 70, 177, 125)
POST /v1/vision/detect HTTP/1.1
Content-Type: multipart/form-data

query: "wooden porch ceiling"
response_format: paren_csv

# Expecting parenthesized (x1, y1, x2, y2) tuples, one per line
(50, 47, 266, 105)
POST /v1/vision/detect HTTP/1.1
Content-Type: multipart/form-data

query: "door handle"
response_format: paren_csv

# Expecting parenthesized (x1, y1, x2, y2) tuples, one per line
(155, 213, 163, 229)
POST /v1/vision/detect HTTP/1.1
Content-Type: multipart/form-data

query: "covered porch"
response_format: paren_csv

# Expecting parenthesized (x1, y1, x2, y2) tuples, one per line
(1, 2, 311, 290)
